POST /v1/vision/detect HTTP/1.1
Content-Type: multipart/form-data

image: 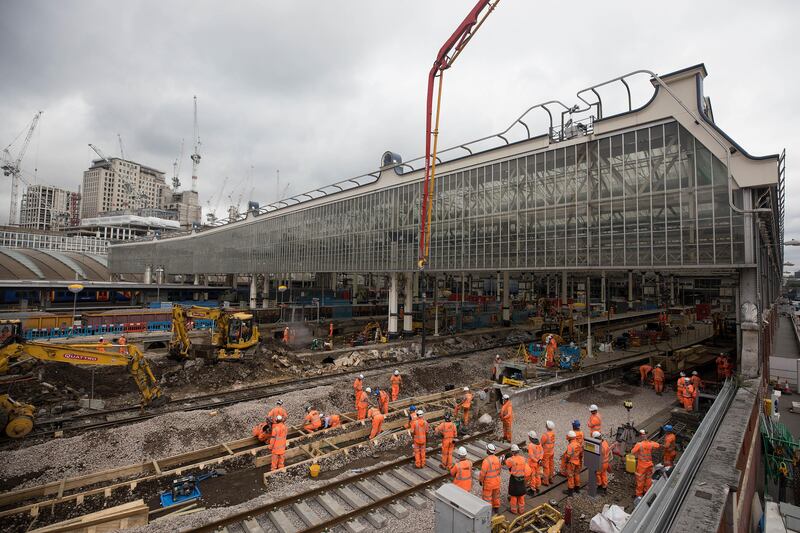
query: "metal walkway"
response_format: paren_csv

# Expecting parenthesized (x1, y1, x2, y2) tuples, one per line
(773, 313, 800, 360)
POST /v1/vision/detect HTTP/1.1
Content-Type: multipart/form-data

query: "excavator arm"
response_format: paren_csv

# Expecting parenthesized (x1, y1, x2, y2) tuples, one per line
(170, 305, 259, 361)
(169, 305, 191, 359)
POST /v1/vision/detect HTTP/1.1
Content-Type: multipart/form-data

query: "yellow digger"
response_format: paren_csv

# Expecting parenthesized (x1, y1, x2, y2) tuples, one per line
(169, 305, 260, 361)
(0, 320, 166, 438)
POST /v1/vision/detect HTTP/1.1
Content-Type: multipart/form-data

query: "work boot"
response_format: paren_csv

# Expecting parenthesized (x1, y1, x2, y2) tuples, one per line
(563, 488, 573, 496)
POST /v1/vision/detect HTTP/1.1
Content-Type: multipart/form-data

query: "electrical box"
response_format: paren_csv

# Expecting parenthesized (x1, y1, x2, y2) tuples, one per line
(435, 483, 491, 533)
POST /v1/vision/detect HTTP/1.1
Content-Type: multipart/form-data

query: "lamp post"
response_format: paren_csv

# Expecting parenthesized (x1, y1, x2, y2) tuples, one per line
(155, 266, 164, 307)
(67, 283, 84, 338)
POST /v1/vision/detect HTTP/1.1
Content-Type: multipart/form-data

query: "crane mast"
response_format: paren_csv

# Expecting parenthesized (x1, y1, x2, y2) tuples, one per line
(190, 96, 201, 192)
(2, 111, 43, 225)
(173, 139, 184, 190)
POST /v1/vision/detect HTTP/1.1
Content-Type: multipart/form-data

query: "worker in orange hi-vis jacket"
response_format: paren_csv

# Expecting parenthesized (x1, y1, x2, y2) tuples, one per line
(368, 406, 385, 439)
(435, 413, 458, 469)
(450, 447, 472, 492)
(454, 386, 473, 425)
(631, 429, 660, 497)
(526, 431, 543, 494)
(499, 394, 514, 442)
(505, 444, 528, 515)
(652, 364, 665, 395)
(593, 431, 612, 491)
(540, 420, 556, 485)
(356, 387, 371, 420)
(353, 374, 364, 403)
(268, 415, 287, 471)
(587, 404, 602, 436)
(410, 409, 430, 468)
(390, 370, 402, 401)
(479, 443, 502, 513)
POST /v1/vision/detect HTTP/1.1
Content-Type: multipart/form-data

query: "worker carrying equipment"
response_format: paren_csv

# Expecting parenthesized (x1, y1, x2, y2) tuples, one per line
(436, 412, 458, 469)
(562, 430, 581, 495)
(450, 446, 473, 492)
(541, 420, 556, 486)
(391, 370, 402, 401)
(631, 429, 661, 496)
(410, 409, 429, 468)
(662, 425, 677, 467)
(652, 364, 665, 395)
(588, 404, 602, 436)
(527, 430, 543, 494)
(455, 386, 473, 425)
(480, 443, 502, 513)
(499, 393, 513, 442)
(268, 415, 287, 471)
(593, 430, 612, 491)
(505, 443, 530, 515)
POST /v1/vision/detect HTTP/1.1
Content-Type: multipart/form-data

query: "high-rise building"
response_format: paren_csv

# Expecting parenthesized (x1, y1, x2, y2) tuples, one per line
(19, 185, 81, 231)
(164, 190, 202, 228)
(81, 158, 169, 219)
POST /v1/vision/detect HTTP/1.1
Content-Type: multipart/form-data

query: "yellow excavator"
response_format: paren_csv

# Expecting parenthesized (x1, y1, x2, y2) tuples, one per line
(169, 305, 260, 361)
(0, 320, 166, 438)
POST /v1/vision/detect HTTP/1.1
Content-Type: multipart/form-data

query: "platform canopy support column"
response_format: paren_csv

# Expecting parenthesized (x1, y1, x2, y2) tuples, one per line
(249, 274, 257, 309)
(561, 271, 568, 304)
(628, 271, 634, 309)
(403, 274, 414, 335)
(739, 267, 759, 379)
(144, 264, 152, 285)
(388, 272, 399, 339)
(502, 271, 511, 326)
(262, 274, 269, 309)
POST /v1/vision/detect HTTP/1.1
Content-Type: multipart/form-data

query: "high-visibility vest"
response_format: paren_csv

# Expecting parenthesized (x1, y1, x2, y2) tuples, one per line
(528, 442, 543, 464)
(379, 390, 389, 408)
(411, 418, 428, 445)
(391, 375, 402, 389)
(269, 422, 287, 454)
(600, 440, 611, 465)
(633, 440, 659, 465)
(574, 430, 584, 446)
(664, 433, 676, 453)
(653, 368, 665, 382)
(565, 440, 581, 465)
(541, 431, 555, 454)
(451, 459, 472, 489)
(481, 455, 501, 487)
(683, 384, 695, 399)
(327, 414, 341, 428)
(268, 406, 287, 421)
(462, 392, 473, 408)
(500, 401, 513, 423)
(353, 378, 362, 392)
(357, 391, 369, 409)
(437, 421, 457, 441)
(588, 413, 602, 434)
(506, 455, 526, 477)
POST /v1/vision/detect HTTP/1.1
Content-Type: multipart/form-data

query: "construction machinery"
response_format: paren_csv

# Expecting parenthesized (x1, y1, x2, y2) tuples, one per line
(348, 321, 387, 346)
(169, 305, 260, 361)
(2, 111, 42, 225)
(0, 320, 166, 438)
(490, 502, 564, 532)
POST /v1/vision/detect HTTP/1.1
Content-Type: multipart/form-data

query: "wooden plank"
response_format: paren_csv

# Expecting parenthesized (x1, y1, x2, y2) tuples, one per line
(56, 478, 65, 500)
(152, 460, 161, 476)
(221, 443, 234, 455)
(30, 499, 149, 533)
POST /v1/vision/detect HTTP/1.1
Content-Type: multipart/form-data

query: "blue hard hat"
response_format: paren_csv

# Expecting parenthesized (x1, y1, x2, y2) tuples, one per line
(409, 405, 417, 411)
(572, 420, 580, 428)
(663, 424, 673, 432)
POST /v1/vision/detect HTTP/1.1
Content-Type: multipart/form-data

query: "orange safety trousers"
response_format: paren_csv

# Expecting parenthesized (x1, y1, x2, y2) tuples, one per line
(663, 450, 676, 466)
(413, 444, 426, 468)
(635, 464, 654, 496)
(542, 454, 554, 484)
(369, 414, 384, 439)
(441, 440, 454, 468)
(654, 379, 664, 393)
(509, 494, 525, 515)
(596, 463, 610, 487)
(502, 422, 512, 442)
(565, 463, 580, 489)
(271, 453, 285, 471)
(391, 384, 400, 401)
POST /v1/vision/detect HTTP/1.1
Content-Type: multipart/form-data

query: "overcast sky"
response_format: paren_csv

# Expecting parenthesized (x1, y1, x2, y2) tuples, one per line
(1, 1, 798, 263)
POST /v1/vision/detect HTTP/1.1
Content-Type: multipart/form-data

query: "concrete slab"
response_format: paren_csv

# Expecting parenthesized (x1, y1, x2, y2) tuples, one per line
(242, 519, 266, 533)
(268, 509, 299, 533)
(343, 518, 369, 533)
(405, 493, 428, 509)
(391, 467, 428, 487)
(362, 508, 388, 529)
(316, 492, 346, 518)
(385, 501, 410, 519)
(375, 472, 408, 494)
(336, 486, 370, 508)
(423, 487, 438, 501)
(292, 501, 323, 528)
(425, 458, 447, 473)
(354, 480, 387, 502)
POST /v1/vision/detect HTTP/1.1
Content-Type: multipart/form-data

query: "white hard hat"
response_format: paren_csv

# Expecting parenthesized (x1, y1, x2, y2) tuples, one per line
(359, 374, 364, 379)
(486, 443, 497, 453)
(592, 431, 601, 438)
(546, 420, 555, 430)
(528, 430, 538, 440)
(417, 409, 424, 416)
(276, 415, 283, 421)
(510, 444, 520, 453)
(684, 377, 690, 383)
(639, 429, 646, 435)
(656, 364, 661, 368)
(680, 371, 686, 376)
(567, 430, 576, 438)
(589, 404, 598, 412)
(99, 336, 104, 340)
(502, 394, 510, 401)
(463, 386, 469, 392)
(692, 371, 698, 375)
(394, 370, 399, 375)
(365, 387, 372, 393)
(277, 399, 283, 405)
(457, 446, 468, 457)
(495, 354, 501, 359)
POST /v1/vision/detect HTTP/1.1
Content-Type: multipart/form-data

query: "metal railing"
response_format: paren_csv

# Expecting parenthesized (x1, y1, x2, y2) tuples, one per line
(621, 379, 737, 532)
(0, 229, 109, 255)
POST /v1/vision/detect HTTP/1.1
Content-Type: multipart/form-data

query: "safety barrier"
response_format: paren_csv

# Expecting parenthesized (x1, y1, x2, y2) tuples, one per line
(24, 323, 127, 341)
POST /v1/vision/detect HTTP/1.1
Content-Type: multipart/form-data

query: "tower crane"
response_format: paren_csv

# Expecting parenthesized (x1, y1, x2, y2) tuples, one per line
(172, 139, 184, 190)
(205, 175, 229, 223)
(2, 111, 43, 225)
(418, 0, 500, 270)
(117, 133, 126, 160)
(190, 96, 201, 192)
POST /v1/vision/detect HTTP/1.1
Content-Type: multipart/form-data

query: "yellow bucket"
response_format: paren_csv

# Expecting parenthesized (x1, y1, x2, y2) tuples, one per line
(625, 454, 637, 474)
(309, 463, 320, 478)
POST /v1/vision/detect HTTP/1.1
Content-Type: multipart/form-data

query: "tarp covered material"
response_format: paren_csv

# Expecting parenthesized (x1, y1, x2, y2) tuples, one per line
(82, 215, 180, 229)
(590, 504, 630, 533)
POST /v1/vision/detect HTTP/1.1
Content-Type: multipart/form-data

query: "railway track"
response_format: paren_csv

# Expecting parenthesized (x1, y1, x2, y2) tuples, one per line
(18, 334, 532, 440)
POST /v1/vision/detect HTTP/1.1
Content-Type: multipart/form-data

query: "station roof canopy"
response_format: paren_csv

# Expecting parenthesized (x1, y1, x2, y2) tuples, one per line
(0, 247, 109, 281)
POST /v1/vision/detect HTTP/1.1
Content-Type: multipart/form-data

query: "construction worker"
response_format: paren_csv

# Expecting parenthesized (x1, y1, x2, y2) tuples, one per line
(652, 364, 665, 395)
(376, 387, 389, 415)
(639, 362, 653, 387)
(410, 409, 429, 468)
(268, 415, 287, 470)
(690, 370, 703, 392)
(356, 387, 370, 420)
(716, 353, 727, 380)
(562, 430, 582, 495)
(572, 420, 584, 469)
(391, 370, 402, 401)
(450, 447, 472, 492)
(303, 406, 322, 432)
(405, 405, 418, 429)
(594, 431, 611, 491)
(492, 354, 502, 381)
(97, 336, 106, 352)
(353, 374, 364, 403)
(436, 412, 458, 469)
(545, 335, 557, 367)
(631, 429, 660, 497)
(527, 431, 543, 494)
(368, 406, 385, 439)
(118, 334, 128, 354)
(505, 444, 528, 515)
(322, 413, 341, 429)
(588, 404, 602, 436)
(676, 372, 686, 403)
(722, 357, 734, 378)
(329, 322, 334, 338)
(282, 326, 290, 344)
(662, 425, 677, 467)
(541, 420, 556, 486)
(499, 394, 513, 442)
(454, 386, 473, 425)
(268, 399, 288, 422)
(480, 443, 502, 513)
(681, 377, 696, 411)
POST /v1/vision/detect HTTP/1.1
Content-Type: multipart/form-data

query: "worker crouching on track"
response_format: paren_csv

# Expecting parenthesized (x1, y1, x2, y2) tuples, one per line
(435, 412, 458, 469)
(480, 443, 502, 513)
(561, 430, 581, 496)
(450, 447, 472, 492)
(662, 425, 677, 467)
(594, 431, 611, 492)
(652, 364, 665, 395)
(321, 413, 341, 429)
(526, 431, 543, 494)
(505, 444, 530, 515)
(631, 429, 660, 497)
(303, 406, 322, 432)
(499, 394, 513, 442)
(391, 370, 402, 401)
(639, 362, 653, 387)
(455, 386, 473, 425)
(268, 415, 287, 471)
(541, 420, 556, 486)
(368, 406, 384, 439)
(410, 409, 430, 468)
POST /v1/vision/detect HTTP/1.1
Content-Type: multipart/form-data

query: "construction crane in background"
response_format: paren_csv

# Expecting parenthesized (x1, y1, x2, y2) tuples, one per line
(205, 175, 228, 223)
(190, 96, 201, 192)
(117, 133, 126, 160)
(172, 139, 184, 190)
(2, 111, 43, 225)
(418, 0, 500, 270)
